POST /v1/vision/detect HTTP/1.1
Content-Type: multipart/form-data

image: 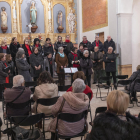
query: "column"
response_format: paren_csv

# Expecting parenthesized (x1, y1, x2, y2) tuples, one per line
(48, 0, 53, 33)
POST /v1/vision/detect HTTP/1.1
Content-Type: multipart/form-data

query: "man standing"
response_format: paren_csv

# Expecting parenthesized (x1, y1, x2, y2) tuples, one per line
(103, 47, 117, 89)
(103, 36, 116, 54)
(80, 36, 92, 51)
(54, 36, 64, 54)
(91, 35, 103, 52)
(91, 47, 103, 84)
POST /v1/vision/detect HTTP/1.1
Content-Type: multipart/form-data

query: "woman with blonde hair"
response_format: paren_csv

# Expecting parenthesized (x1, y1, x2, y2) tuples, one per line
(0, 39, 10, 54)
(87, 90, 140, 140)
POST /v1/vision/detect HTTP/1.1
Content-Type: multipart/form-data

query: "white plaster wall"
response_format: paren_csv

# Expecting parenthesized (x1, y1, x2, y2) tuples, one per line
(132, 0, 140, 71)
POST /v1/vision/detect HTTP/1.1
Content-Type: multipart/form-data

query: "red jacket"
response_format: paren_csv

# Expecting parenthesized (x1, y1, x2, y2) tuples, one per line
(67, 85, 93, 100)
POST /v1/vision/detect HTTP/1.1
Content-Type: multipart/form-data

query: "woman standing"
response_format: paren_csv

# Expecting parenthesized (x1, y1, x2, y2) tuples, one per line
(32, 38, 42, 54)
(55, 47, 68, 86)
(22, 38, 32, 64)
(30, 47, 44, 81)
(43, 38, 54, 57)
(16, 48, 32, 82)
(80, 50, 93, 87)
(0, 39, 10, 54)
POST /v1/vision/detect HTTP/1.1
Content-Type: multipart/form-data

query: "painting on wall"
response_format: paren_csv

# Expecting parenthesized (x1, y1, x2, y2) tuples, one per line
(82, 0, 108, 32)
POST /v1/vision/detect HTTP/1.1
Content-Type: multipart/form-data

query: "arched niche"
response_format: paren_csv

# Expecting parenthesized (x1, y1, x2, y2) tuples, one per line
(53, 4, 66, 33)
(0, 1, 12, 33)
(21, 0, 45, 33)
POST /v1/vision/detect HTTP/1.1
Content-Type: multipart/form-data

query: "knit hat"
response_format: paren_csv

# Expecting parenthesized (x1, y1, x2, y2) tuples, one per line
(16, 48, 25, 59)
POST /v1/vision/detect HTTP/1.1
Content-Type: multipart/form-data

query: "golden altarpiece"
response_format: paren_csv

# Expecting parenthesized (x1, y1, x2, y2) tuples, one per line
(0, 0, 77, 45)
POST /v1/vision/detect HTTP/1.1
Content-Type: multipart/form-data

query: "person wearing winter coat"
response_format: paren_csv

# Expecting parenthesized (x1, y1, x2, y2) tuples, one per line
(91, 35, 103, 52)
(32, 38, 42, 54)
(29, 47, 44, 81)
(16, 48, 32, 82)
(48, 79, 89, 140)
(86, 90, 140, 140)
(77, 44, 84, 59)
(54, 36, 64, 54)
(80, 36, 92, 51)
(0, 39, 10, 54)
(32, 71, 58, 115)
(103, 36, 116, 53)
(80, 50, 93, 87)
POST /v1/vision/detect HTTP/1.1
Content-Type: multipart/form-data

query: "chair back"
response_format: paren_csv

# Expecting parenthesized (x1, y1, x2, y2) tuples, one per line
(99, 76, 112, 82)
(95, 107, 107, 117)
(58, 85, 71, 91)
(10, 113, 45, 126)
(118, 80, 132, 86)
(116, 75, 128, 79)
(87, 93, 91, 100)
(25, 81, 37, 87)
(36, 97, 59, 113)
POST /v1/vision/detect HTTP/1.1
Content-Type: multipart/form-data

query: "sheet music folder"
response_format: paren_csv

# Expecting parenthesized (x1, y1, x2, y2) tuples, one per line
(64, 67, 78, 74)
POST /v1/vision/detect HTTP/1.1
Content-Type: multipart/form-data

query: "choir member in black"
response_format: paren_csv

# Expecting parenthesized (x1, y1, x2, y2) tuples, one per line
(64, 35, 74, 56)
(77, 44, 84, 59)
(22, 38, 32, 64)
(9, 37, 20, 75)
(32, 38, 42, 54)
(0, 39, 10, 54)
(68, 47, 80, 70)
(43, 38, 54, 57)
(80, 36, 92, 51)
(44, 52, 55, 77)
(54, 36, 64, 54)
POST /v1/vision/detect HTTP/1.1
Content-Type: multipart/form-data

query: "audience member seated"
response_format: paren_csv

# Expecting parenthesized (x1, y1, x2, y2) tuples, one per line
(103, 47, 117, 89)
(47, 79, 89, 140)
(54, 36, 64, 54)
(43, 38, 54, 57)
(22, 38, 32, 64)
(44, 52, 55, 77)
(68, 47, 80, 70)
(80, 50, 93, 87)
(67, 71, 93, 100)
(16, 48, 32, 82)
(91, 35, 103, 52)
(80, 36, 92, 51)
(86, 90, 140, 140)
(30, 47, 44, 81)
(55, 47, 68, 86)
(103, 36, 116, 54)
(64, 35, 74, 56)
(4, 75, 32, 116)
(32, 71, 58, 115)
(128, 65, 140, 101)
(32, 38, 42, 54)
(77, 44, 84, 59)
(0, 39, 10, 54)
(90, 47, 103, 84)
(6, 54, 14, 83)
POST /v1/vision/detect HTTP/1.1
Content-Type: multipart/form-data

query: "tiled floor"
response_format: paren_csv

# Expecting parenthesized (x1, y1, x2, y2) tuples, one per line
(1, 84, 140, 140)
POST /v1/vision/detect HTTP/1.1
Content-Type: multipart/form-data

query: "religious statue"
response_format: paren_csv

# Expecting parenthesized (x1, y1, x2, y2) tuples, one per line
(1, 7, 8, 33)
(57, 11, 64, 33)
(67, 9, 75, 33)
(30, 1, 37, 26)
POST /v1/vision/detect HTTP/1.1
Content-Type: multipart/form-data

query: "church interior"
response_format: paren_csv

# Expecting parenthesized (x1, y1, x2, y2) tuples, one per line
(0, 0, 140, 139)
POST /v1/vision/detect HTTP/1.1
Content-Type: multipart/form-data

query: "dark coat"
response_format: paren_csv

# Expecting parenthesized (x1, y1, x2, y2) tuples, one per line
(0, 61, 8, 84)
(29, 53, 44, 77)
(90, 51, 103, 70)
(77, 50, 84, 59)
(87, 111, 140, 140)
(54, 41, 64, 53)
(68, 52, 80, 67)
(22, 44, 32, 57)
(32, 44, 42, 54)
(4, 86, 31, 116)
(16, 58, 32, 82)
(0, 46, 10, 54)
(80, 41, 92, 51)
(43, 44, 54, 56)
(80, 57, 93, 76)
(9, 43, 20, 59)
(103, 39, 116, 53)
(103, 53, 116, 72)
(64, 42, 74, 56)
(91, 40, 103, 52)
(129, 70, 140, 93)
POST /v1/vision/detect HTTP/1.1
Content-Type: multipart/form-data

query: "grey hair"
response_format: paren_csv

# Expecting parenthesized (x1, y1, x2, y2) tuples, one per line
(108, 46, 113, 50)
(72, 78, 86, 93)
(13, 75, 24, 87)
(58, 47, 63, 52)
(16, 48, 25, 59)
(83, 50, 89, 55)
